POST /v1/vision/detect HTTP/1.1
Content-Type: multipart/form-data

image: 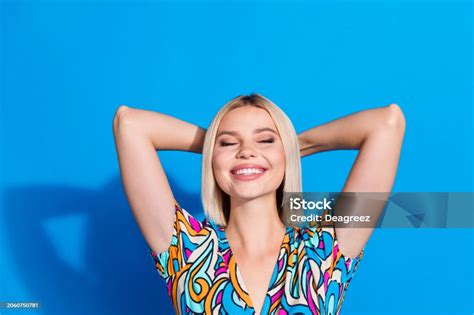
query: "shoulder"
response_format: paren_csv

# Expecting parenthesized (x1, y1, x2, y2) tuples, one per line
(334, 227, 369, 259)
(296, 223, 365, 262)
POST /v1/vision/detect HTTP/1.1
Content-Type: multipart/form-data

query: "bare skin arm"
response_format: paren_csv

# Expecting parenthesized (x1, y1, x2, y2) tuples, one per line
(112, 105, 206, 254)
(298, 104, 406, 258)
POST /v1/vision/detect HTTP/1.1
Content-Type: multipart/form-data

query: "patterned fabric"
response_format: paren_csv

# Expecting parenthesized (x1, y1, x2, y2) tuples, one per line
(148, 199, 364, 315)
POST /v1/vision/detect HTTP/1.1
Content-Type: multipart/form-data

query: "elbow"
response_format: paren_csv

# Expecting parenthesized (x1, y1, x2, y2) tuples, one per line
(113, 105, 134, 133)
(383, 103, 406, 133)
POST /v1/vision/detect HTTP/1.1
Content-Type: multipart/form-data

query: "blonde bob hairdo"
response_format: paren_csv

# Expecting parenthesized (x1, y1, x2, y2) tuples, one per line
(201, 93, 302, 227)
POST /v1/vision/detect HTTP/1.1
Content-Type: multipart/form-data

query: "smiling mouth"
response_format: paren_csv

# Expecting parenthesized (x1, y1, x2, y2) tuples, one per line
(229, 167, 268, 180)
(231, 168, 266, 175)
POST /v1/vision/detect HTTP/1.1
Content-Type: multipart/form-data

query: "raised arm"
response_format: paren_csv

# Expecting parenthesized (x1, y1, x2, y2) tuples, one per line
(298, 104, 406, 257)
(112, 105, 206, 254)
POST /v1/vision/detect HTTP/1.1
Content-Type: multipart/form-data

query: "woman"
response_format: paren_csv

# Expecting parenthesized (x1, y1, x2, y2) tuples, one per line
(112, 94, 405, 315)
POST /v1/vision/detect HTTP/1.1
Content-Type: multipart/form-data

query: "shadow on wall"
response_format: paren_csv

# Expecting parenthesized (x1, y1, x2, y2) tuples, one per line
(3, 175, 202, 315)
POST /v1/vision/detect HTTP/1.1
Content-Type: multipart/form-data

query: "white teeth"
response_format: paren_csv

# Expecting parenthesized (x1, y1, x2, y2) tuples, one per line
(234, 168, 264, 175)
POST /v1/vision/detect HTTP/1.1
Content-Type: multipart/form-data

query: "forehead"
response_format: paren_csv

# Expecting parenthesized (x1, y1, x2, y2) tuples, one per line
(218, 106, 276, 131)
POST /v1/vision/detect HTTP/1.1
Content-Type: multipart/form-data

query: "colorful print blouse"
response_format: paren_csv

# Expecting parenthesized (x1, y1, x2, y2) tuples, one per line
(148, 200, 364, 314)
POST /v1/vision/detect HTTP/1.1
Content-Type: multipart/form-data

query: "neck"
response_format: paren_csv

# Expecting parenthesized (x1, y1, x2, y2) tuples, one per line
(225, 192, 286, 253)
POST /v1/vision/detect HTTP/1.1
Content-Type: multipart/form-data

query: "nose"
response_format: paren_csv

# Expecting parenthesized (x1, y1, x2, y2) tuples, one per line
(236, 142, 257, 159)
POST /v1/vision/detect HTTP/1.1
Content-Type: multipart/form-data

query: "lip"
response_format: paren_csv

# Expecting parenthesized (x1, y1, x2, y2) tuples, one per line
(230, 163, 267, 173)
(230, 163, 268, 181)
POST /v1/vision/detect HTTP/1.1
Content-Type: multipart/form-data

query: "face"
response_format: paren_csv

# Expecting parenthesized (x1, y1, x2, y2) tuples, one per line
(212, 106, 286, 201)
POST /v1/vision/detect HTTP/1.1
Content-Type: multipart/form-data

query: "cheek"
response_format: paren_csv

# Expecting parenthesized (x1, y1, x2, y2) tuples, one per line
(212, 150, 227, 173)
(212, 152, 230, 186)
(274, 154, 286, 184)
(270, 147, 286, 173)
(276, 156, 286, 179)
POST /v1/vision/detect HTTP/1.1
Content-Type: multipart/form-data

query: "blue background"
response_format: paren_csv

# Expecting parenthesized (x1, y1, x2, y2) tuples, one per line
(1, 0, 473, 314)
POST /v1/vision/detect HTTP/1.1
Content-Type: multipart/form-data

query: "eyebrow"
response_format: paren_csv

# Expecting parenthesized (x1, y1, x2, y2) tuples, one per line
(216, 127, 278, 138)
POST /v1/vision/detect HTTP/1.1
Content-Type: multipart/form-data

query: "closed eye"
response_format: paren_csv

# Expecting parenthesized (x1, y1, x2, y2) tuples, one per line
(220, 138, 274, 146)
(220, 142, 237, 146)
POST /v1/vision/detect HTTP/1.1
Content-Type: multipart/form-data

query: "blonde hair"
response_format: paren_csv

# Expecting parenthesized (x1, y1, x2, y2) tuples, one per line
(201, 93, 302, 226)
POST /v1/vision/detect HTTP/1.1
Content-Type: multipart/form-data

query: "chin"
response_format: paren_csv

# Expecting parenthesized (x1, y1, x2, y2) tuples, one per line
(230, 189, 276, 201)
